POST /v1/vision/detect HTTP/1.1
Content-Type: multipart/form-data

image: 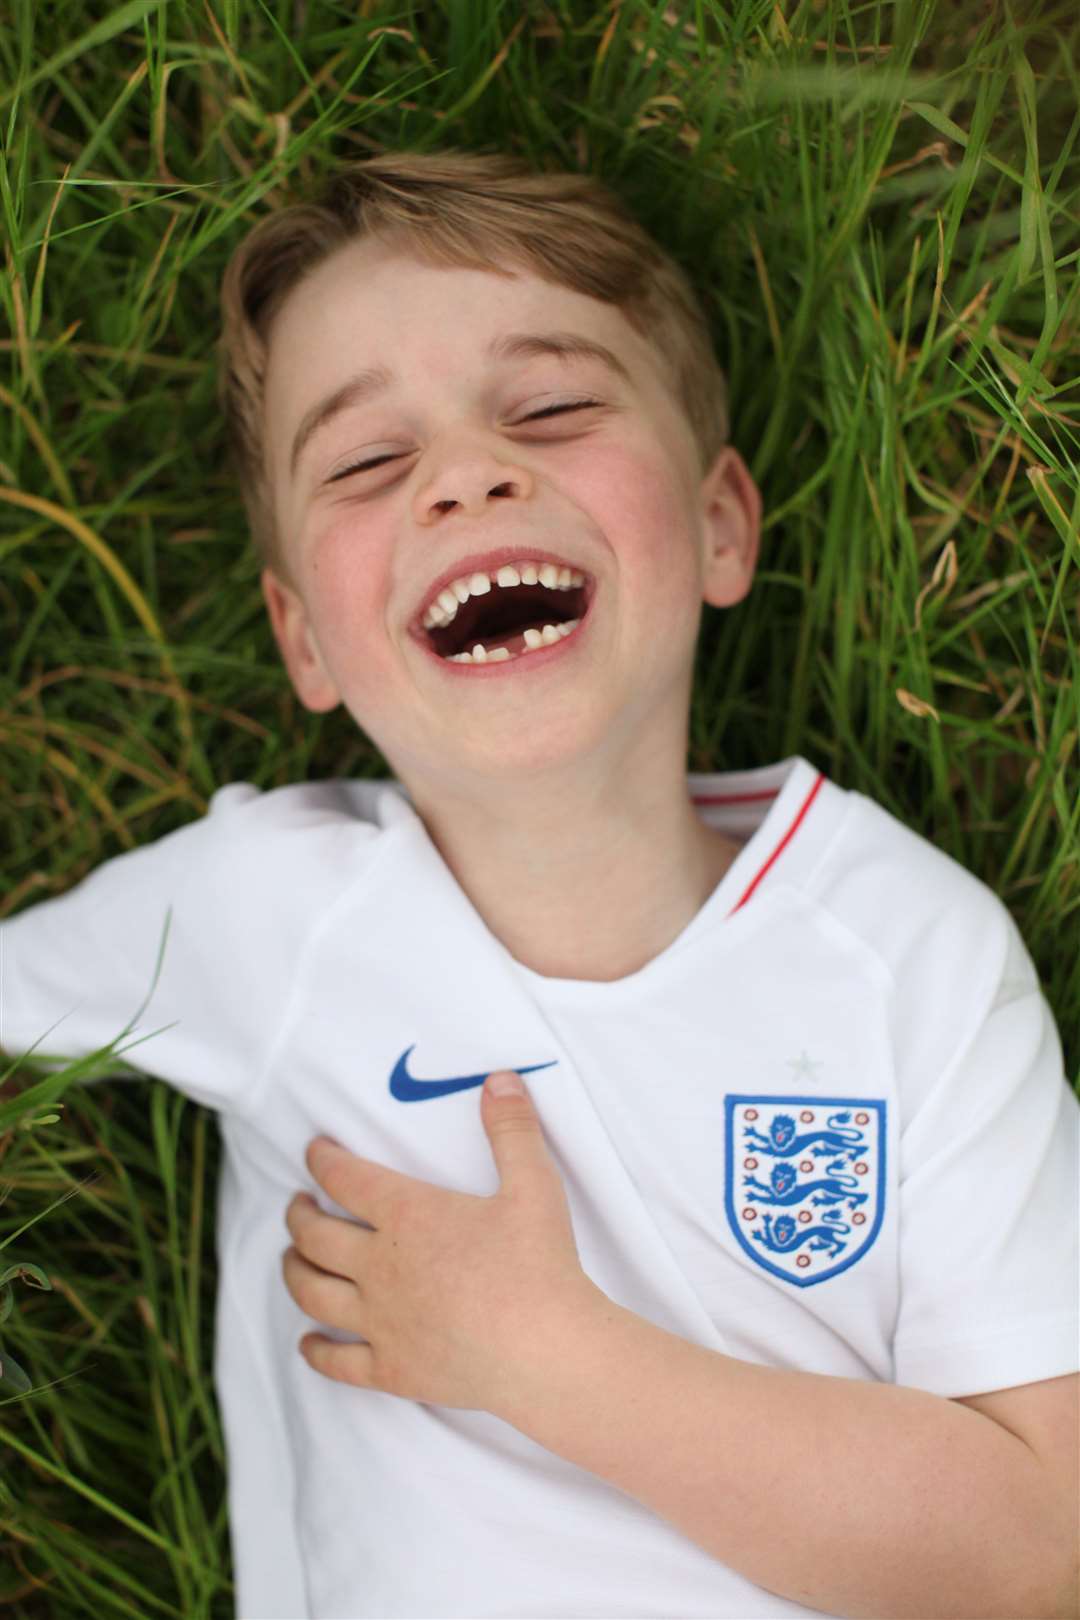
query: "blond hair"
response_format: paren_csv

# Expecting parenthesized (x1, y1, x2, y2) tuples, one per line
(217, 146, 730, 585)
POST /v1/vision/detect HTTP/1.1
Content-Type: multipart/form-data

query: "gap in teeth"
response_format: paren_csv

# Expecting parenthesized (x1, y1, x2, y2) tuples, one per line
(423, 563, 585, 630)
(447, 619, 581, 662)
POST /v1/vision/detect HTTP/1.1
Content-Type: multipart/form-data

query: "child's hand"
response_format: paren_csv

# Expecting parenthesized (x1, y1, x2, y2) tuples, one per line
(281, 1071, 602, 1411)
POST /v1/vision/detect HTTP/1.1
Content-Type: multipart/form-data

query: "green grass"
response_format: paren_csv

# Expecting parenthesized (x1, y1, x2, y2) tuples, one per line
(1, 0, 1078, 1613)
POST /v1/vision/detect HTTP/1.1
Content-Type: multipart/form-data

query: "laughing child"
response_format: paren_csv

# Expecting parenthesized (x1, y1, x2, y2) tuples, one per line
(2, 148, 1077, 1620)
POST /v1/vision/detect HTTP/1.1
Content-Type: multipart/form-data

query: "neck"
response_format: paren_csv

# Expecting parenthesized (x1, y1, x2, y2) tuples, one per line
(397, 735, 740, 985)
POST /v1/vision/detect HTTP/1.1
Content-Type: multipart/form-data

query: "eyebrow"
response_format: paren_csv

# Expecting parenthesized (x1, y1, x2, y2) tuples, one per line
(288, 329, 634, 479)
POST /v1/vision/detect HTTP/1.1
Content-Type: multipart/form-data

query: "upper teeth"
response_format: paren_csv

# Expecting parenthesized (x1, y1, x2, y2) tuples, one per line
(421, 561, 585, 630)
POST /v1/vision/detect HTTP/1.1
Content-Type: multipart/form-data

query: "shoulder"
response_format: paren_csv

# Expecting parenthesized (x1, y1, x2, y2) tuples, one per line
(796, 781, 1046, 1115)
(206, 775, 398, 832)
(203, 775, 401, 858)
(193, 775, 411, 909)
(806, 783, 1033, 996)
(51, 776, 407, 936)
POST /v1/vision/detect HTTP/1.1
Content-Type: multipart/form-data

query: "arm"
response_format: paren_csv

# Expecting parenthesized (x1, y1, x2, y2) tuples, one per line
(0, 785, 278, 1109)
(491, 938, 1080, 1620)
(494, 1291, 1079, 1620)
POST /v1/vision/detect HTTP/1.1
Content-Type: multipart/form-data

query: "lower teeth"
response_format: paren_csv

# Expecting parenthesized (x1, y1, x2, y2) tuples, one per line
(445, 619, 580, 664)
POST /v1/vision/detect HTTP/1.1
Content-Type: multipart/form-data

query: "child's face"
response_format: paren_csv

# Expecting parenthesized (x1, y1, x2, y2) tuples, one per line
(259, 235, 759, 791)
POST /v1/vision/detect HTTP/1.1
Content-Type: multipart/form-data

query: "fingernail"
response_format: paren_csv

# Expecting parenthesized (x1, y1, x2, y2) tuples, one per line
(487, 1070, 524, 1097)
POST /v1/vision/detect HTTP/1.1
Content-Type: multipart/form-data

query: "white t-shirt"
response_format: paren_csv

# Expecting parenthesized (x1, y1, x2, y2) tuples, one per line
(1, 754, 1076, 1619)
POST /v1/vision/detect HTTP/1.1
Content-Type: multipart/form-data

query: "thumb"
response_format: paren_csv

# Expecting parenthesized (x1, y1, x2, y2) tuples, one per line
(481, 1071, 549, 1182)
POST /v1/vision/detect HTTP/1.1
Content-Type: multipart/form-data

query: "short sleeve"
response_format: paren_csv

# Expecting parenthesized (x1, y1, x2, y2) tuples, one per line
(0, 784, 283, 1115)
(892, 902, 1079, 1396)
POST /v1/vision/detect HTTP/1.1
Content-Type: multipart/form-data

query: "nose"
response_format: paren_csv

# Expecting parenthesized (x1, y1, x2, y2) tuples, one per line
(413, 449, 535, 524)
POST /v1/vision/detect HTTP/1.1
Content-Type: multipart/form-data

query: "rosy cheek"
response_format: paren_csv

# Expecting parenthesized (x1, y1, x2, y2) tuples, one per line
(306, 518, 388, 606)
(591, 444, 696, 567)
(307, 508, 371, 571)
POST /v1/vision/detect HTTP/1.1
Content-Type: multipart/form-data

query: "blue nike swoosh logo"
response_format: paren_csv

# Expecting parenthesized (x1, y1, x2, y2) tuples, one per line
(389, 1045, 557, 1102)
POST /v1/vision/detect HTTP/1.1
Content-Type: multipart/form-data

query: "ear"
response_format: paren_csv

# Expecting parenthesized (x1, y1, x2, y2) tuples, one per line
(261, 567, 341, 713)
(698, 446, 761, 610)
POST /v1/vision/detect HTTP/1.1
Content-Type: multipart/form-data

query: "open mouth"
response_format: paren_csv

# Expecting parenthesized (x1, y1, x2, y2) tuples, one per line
(424, 578, 592, 662)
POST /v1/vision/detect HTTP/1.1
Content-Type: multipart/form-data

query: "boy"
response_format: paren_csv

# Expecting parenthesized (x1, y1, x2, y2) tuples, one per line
(1, 149, 1077, 1620)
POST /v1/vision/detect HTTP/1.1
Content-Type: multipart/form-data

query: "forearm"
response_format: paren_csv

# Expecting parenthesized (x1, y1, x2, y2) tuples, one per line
(494, 1289, 1073, 1619)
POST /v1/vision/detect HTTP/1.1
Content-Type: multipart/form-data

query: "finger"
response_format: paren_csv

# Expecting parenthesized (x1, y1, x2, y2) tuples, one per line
(286, 1190, 360, 1234)
(286, 1195, 376, 1276)
(300, 1331, 377, 1389)
(282, 1246, 364, 1330)
(289, 1191, 379, 1236)
(306, 1138, 388, 1213)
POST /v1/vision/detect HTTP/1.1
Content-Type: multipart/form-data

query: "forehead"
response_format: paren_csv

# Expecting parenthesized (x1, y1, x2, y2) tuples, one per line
(262, 237, 660, 448)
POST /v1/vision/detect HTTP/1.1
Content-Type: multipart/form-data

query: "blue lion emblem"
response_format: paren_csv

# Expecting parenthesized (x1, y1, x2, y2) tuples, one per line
(753, 1210, 851, 1259)
(724, 1095, 887, 1287)
(742, 1110, 865, 1168)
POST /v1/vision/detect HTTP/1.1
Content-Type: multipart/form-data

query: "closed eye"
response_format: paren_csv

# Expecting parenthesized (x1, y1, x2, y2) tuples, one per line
(523, 399, 599, 422)
(325, 400, 600, 482)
